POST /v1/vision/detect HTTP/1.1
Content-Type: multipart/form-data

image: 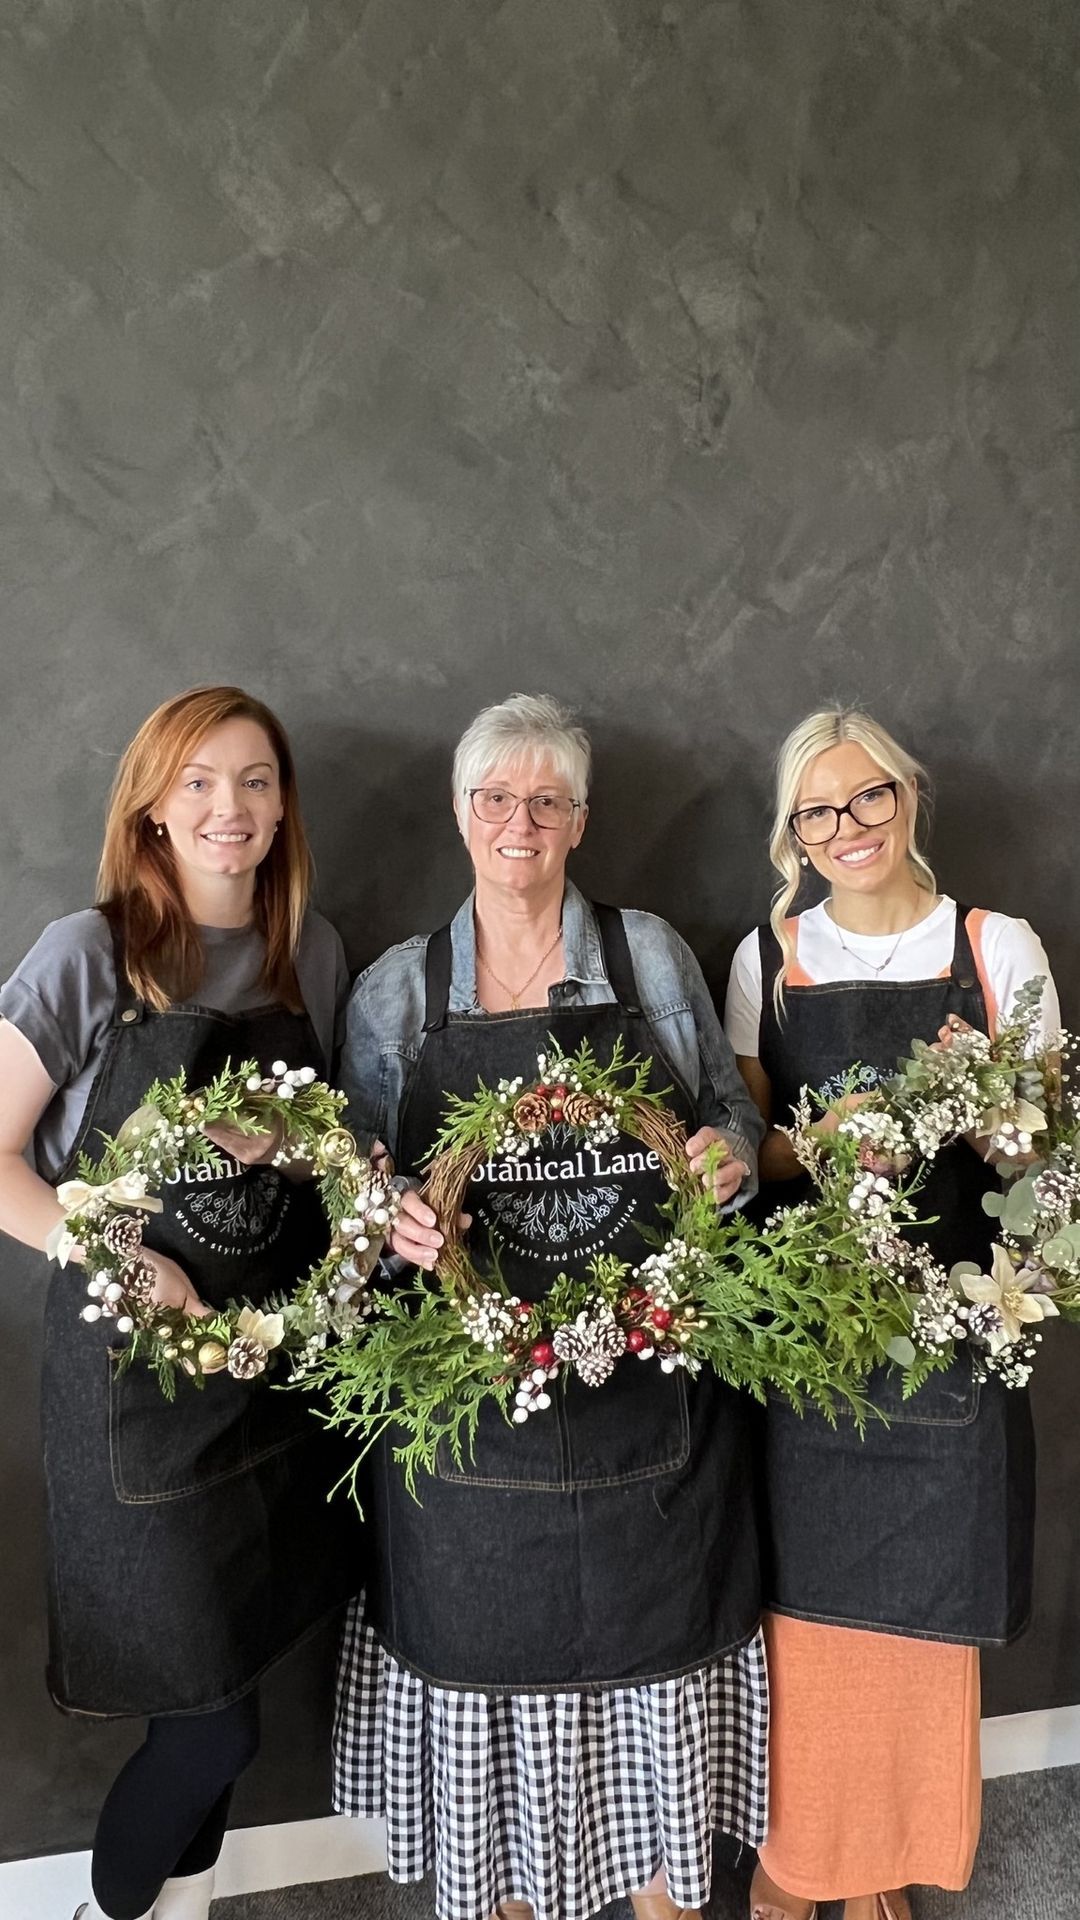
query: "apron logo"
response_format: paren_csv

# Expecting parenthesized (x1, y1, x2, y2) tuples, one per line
(469, 1123, 661, 1263)
(489, 1182, 622, 1245)
(169, 1159, 292, 1257)
(816, 1063, 882, 1104)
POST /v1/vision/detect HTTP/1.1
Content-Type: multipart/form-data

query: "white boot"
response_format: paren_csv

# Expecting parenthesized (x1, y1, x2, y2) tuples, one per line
(152, 1865, 216, 1919)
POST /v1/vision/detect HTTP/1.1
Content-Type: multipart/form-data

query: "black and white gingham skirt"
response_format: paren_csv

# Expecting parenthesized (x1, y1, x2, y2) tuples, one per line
(333, 1602, 769, 1920)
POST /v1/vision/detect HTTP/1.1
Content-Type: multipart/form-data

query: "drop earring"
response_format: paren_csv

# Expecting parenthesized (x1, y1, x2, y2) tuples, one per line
(155, 822, 165, 838)
(800, 853, 809, 867)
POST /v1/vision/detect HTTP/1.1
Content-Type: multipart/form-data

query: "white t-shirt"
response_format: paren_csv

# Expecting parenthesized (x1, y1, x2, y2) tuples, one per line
(724, 895, 1059, 1059)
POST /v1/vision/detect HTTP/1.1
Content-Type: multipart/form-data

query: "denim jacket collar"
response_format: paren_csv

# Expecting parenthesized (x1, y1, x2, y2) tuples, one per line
(447, 879, 607, 1013)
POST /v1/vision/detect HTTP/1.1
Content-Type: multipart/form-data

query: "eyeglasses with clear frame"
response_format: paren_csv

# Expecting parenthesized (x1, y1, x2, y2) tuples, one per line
(468, 787, 580, 830)
(789, 780, 899, 847)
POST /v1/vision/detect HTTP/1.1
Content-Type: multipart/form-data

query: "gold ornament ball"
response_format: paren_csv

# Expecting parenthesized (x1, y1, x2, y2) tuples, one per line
(318, 1127, 357, 1169)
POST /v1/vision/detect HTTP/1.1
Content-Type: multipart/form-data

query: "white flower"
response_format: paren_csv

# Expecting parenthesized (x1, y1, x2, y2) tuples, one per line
(235, 1306, 286, 1351)
(962, 1245, 1060, 1352)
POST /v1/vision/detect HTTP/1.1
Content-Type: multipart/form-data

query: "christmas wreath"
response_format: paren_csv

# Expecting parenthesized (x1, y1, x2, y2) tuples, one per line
(50, 1061, 400, 1397)
(302, 983, 1080, 1494)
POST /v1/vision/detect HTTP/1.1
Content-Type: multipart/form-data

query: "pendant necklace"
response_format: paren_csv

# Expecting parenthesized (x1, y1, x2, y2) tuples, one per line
(478, 927, 564, 1010)
(828, 914, 912, 977)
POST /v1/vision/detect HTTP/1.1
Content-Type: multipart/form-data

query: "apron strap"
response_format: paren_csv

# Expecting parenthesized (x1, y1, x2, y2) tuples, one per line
(422, 923, 454, 1032)
(592, 903, 642, 1015)
(756, 922, 784, 1065)
(949, 902, 976, 988)
(950, 904, 995, 1035)
(100, 906, 146, 1028)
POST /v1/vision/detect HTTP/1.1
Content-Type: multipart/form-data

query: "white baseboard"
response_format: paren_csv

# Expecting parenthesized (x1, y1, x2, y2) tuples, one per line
(979, 1701, 1080, 1778)
(0, 1816, 389, 1920)
(5, 1708, 1080, 1920)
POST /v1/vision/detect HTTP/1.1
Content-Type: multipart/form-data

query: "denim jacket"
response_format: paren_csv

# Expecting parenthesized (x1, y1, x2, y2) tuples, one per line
(342, 881, 762, 1194)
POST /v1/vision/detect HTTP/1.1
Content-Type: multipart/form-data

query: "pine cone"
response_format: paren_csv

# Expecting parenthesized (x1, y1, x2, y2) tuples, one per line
(552, 1307, 626, 1387)
(227, 1336, 269, 1381)
(562, 1091, 602, 1127)
(513, 1091, 552, 1134)
(103, 1213, 143, 1258)
(121, 1257, 158, 1308)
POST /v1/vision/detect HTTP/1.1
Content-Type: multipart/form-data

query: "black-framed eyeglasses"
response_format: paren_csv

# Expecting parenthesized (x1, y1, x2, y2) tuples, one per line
(468, 787, 580, 829)
(790, 780, 899, 847)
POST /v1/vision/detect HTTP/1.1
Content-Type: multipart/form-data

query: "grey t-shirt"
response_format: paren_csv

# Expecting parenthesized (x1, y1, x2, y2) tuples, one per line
(0, 908, 350, 1181)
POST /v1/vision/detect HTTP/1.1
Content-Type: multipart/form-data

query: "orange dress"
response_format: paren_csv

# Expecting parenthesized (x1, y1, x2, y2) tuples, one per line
(758, 1613, 982, 1900)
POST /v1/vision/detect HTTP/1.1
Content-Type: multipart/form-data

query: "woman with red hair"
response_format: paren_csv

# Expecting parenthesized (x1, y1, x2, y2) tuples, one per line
(0, 688, 353, 1920)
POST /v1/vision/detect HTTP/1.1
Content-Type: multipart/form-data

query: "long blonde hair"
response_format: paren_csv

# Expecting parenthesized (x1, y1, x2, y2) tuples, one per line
(97, 686, 313, 1012)
(768, 708, 936, 1011)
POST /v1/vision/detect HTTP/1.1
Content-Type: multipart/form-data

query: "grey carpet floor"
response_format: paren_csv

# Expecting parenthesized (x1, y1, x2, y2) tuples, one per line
(216, 1765, 1080, 1920)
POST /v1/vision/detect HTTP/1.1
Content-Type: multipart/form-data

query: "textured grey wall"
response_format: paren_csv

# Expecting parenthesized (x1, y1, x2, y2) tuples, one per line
(1, 0, 1078, 1865)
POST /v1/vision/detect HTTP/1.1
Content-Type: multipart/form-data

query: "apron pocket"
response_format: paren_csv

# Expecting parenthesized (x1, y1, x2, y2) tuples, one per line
(850, 1354, 982, 1428)
(108, 1351, 311, 1504)
(435, 1362, 690, 1490)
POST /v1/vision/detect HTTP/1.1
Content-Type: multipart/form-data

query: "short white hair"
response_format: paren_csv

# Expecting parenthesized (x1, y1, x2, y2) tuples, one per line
(452, 695, 592, 815)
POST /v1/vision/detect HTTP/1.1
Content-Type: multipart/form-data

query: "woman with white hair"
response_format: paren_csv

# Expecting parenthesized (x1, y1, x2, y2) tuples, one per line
(724, 708, 1058, 1920)
(334, 694, 768, 1920)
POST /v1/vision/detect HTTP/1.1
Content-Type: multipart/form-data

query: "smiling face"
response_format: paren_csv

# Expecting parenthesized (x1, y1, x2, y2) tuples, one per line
(152, 716, 283, 898)
(463, 755, 587, 899)
(793, 741, 917, 899)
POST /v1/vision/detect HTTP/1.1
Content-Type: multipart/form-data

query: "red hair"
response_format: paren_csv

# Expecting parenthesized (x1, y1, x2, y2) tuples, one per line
(97, 686, 312, 1012)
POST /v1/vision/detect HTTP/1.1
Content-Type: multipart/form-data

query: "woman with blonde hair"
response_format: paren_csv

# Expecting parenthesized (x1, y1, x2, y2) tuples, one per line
(724, 707, 1058, 1920)
(0, 687, 353, 1920)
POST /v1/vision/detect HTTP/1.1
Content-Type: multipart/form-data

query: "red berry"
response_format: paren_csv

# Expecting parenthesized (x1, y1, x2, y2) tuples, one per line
(627, 1328, 647, 1352)
(628, 1285, 648, 1303)
(651, 1306, 672, 1331)
(517, 1303, 532, 1318)
(531, 1341, 556, 1368)
(553, 1085, 567, 1101)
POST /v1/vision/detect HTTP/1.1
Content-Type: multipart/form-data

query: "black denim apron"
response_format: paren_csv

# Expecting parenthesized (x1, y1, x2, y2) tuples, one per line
(362, 905, 760, 1691)
(41, 921, 358, 1717)
(756, 905, 1035, 1646)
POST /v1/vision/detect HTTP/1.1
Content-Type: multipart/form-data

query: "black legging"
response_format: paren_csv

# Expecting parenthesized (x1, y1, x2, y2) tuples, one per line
(91, 1693, 261, 1920)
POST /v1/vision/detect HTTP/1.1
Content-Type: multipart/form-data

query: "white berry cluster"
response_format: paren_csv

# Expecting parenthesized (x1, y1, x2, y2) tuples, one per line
(512, 1365, 559, 1423)
(491, 1075, 535, 1156)
(248, 1061, 318, 1099)
(989, 1119, 1035, 1158)
(847, 1171, 894, 1218)
(633, 1240, 708, 1309)
(911, 1098, 980, 1157)
(984, 1333, 1040, 1389)
(459, 1289, 522, 1352)
(911, 1290, 970, 1351)
(837, 1109, 909, 1156)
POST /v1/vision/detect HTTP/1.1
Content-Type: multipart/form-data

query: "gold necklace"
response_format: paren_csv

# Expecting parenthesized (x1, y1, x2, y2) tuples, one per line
(477, 927, 564, 1010)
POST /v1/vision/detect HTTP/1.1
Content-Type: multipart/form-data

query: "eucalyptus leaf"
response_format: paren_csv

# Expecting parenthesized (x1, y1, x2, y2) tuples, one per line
(1000, 1186, 1038, 1235)
(949, 1261, 983, 1281)
(1042, 1225, 1080, 1261)
(982, 1191, 1006, 1218)
(885, 1335, 917, 1368)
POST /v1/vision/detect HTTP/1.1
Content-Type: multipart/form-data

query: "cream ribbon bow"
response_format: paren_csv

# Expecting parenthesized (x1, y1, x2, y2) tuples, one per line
(47, 1170, 163, 1266)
